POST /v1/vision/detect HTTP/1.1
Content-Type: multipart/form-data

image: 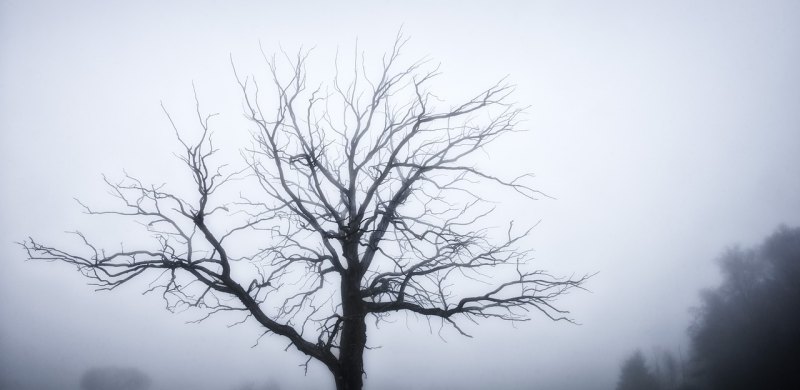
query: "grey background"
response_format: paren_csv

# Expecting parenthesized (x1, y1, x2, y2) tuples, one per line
(2, 1, 799, 389)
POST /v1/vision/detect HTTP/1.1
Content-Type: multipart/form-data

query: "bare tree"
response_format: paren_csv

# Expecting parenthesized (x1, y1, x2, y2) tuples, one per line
(22, 36, 589, 390)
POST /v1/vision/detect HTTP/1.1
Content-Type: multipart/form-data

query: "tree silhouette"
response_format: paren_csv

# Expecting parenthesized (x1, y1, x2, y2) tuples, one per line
(650, 348, 686, 390)
(22, 36, 588, 390)
(616, 350, 661, 390)
(231, 379, 281, 390)
(688, 225, 800, 389)
(80, 367, 151, 390)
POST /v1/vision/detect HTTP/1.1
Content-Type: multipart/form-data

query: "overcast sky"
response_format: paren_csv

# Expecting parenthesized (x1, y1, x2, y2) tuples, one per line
(2, 1, 799, 389)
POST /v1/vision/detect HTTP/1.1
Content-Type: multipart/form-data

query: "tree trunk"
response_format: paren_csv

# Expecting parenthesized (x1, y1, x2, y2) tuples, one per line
(335, 269, 367, 390)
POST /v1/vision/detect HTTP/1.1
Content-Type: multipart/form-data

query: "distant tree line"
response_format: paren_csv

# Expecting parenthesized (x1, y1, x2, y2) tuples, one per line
(230, 380, 281, 390)
(78, 366, 285, 390)
(615, 225, 800, 390)
(80, 367, 151, 390)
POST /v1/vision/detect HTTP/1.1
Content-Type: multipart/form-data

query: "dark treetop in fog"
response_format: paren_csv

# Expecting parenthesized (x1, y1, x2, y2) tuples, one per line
(687, 225, 800, 389)
(613, 225, 800, 390)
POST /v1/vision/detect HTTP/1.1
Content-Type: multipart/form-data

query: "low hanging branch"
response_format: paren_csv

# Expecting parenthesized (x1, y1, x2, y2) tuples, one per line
(22, 34, 590, 390)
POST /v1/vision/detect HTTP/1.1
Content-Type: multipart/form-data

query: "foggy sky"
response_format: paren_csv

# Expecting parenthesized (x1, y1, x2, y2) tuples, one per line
(2, 1, 799, 389)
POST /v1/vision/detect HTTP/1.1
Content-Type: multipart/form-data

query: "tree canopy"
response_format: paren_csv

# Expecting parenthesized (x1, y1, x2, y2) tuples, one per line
(22, 36, 588, 390)
(615, 350, 661, 390)
(614, 225, 800, 390)
(688, 225, 800, 389)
